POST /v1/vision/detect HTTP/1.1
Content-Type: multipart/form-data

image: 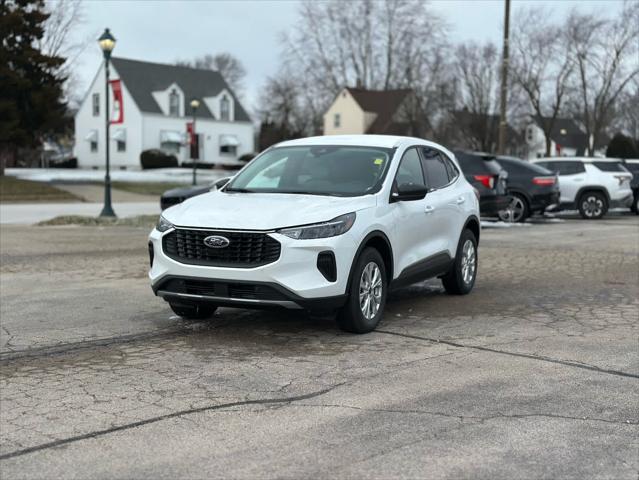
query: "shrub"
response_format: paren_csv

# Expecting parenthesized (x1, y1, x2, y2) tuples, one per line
(140, 149, 178, 169)
(606, 133, 639, 159)
(50, 157, 77, 168)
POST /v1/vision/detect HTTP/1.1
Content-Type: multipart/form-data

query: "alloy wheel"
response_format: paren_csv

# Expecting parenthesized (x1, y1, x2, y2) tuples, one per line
(582, 195, 603, 218)
(461, 240, 476, 285)
(499, 196, 525, 222)
(359, 262, 383, 320)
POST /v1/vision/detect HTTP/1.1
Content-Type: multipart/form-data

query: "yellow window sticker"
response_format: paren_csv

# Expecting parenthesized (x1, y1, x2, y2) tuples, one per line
(374, 158, 384, 165)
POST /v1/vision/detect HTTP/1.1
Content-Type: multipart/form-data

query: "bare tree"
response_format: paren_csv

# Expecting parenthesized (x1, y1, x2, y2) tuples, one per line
(40, 0, 90, 108)
(177, 53, 247, 95)
(510, 7, 574, 156)
(279, 0, 449, 133)
(452, 41, 501, 151)
(566, 1, 639, 155)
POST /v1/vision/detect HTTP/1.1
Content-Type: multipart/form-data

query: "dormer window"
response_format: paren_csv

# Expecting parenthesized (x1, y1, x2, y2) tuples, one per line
(220, 95, 230, 121)
(169, 89, 180, 116)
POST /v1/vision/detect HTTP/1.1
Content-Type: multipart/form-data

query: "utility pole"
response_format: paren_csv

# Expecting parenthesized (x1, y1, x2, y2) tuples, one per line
(497, 0, 511, 155)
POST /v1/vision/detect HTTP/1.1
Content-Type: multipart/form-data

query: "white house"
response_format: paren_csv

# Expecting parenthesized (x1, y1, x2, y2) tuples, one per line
(524, 116, 607, 160)
(74, 57, 254, 169)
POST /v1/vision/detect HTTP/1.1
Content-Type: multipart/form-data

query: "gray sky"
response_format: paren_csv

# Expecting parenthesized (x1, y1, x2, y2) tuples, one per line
(71, 0, 624, 114)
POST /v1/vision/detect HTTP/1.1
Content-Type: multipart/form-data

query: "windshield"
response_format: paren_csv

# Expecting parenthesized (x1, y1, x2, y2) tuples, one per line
(225, 145, 394, 197)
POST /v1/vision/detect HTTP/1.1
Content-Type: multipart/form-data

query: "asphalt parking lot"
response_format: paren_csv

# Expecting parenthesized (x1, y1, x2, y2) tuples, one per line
(1, 215, 637, 479)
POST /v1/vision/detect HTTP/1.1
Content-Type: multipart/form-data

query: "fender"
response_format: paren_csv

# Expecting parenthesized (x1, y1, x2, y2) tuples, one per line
(575, 186, 611, 204)
(462, 214, 481, 244)
(345, 230, 394, 293)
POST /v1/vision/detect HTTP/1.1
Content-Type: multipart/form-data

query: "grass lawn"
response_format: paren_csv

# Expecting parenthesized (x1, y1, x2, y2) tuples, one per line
(110, 182, 185, 196)
(0, 176, 80, 203)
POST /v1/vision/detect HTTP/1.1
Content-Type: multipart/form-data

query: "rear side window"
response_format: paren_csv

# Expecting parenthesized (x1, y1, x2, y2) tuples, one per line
(546, 161, 585, 175)
(395, 148, 425, 187)
(592, 161, 628, 172)
(421, 148, 451, 189)
(455, 152, 501, 175)
(500, 158, 552, 175)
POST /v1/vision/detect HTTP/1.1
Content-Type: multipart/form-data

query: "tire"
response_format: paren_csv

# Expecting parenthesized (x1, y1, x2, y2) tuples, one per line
(498, 193, 529, 223)
(632, 195, 639, 215)
(442, 229, 478, 295)
(578, 191, 608, 219)
(337, 247, 387, 334)
(169, 302, 217, 319)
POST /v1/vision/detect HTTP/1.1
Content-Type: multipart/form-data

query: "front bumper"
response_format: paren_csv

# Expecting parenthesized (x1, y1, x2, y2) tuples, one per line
(148, 227, 357, 308)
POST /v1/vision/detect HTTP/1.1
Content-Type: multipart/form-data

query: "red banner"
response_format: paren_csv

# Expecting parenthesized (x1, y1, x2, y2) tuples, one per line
(110, 79, 124, 124)
(186, 122, 194, 144)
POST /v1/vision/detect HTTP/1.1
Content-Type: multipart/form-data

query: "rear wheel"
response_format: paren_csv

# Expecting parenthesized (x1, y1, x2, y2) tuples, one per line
(169, 302, 217, 319)
(578, 191, 608, 219)
(442, 229, 478, 295)
(498, 193, 529, 223)
(337, 248, 387, 334)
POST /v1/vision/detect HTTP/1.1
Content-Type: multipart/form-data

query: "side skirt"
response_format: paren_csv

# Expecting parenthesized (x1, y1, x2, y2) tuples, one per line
(390, 252, 453, 291)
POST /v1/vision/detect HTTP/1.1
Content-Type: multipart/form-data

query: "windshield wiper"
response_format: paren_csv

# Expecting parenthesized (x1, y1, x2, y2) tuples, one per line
(225, 187, 256, 193)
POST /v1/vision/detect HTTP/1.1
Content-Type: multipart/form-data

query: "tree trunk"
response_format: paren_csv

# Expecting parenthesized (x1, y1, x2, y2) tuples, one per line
(544, 134, 552, 157)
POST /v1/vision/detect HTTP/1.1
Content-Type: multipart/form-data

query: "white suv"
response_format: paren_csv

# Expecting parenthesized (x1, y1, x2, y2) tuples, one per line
(532, 157, 633, 219)
(149, 135, 480, 333)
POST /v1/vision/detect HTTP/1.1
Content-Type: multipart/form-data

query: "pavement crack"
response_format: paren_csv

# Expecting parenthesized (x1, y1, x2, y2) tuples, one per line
(295, 403, 638, 426)
(375, 329, 639, 379)
(0, 383, 343, 461)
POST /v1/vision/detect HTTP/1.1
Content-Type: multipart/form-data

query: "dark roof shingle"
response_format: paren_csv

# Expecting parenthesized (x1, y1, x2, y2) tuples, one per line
(345, 87, 412, 133)
(110, 57, 250, 122)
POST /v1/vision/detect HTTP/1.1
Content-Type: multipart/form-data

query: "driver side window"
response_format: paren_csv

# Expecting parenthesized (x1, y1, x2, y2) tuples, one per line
(395, 148, 425, 188)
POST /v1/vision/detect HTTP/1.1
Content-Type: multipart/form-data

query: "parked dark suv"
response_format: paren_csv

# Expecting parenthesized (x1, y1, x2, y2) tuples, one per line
(494, 156, 560, 222)
(453, 151, 510, 218)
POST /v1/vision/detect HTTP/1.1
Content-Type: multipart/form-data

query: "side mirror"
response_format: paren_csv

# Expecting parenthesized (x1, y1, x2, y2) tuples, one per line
(391, 183, 428, 202)
(214, 177, 231, 190)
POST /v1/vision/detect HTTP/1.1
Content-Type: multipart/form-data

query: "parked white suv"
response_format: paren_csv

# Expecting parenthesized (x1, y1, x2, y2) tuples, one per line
(148, 135, 481, 333)
(532, 157, 633, 219)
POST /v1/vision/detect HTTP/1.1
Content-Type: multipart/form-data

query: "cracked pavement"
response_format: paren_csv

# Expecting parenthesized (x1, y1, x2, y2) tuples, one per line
(0, 216, 638, 479)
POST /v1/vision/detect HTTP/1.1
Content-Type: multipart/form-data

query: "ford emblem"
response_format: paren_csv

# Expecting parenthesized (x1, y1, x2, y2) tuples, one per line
(203, 235, 230, 248)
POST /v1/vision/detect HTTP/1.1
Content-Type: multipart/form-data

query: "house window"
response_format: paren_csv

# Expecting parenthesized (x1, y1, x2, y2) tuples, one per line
(91, 140, 98, 152)
(117, 140, 126, 152)
(92, 93, 100, 116)
(219, 134, 239, 156)
(220, 95, 230, 121)
(169, 89, 180, 116)
(334, 113, 341, 128)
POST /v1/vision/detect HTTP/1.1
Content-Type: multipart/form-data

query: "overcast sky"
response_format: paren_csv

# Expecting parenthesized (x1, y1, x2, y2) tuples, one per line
(71, 0, 625, 113)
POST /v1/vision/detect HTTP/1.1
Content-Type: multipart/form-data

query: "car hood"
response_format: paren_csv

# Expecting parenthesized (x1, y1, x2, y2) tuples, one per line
(162, 185, 210, 198)
(162, 190, 377, 230)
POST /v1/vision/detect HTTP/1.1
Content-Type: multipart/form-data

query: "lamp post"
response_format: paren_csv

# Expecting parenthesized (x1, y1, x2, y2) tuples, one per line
(190, 98, 200, 186)
(98, 28, 116, 217)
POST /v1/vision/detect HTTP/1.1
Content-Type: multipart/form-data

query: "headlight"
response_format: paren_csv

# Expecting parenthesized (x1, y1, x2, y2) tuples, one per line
(156, 215, 174, 232)
(278, 212, 356, 240)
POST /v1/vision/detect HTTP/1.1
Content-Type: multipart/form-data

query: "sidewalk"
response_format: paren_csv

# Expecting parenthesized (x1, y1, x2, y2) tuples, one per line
(0, 202, 159, 225)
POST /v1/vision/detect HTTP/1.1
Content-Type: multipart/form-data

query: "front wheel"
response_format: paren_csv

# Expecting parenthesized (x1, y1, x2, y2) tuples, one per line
(169, 302, 217, 319)
(337, 247, 387, 334)
(442, 229, 478, 295)
(578, 191, 608, 219)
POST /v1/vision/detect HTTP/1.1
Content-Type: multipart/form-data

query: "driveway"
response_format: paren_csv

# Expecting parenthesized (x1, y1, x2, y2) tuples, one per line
(0, 216, 637, 479)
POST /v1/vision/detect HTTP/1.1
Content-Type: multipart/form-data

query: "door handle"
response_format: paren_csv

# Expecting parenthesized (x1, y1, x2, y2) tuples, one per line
(456, 196, 465, 204)
(424, 205, 435, 214)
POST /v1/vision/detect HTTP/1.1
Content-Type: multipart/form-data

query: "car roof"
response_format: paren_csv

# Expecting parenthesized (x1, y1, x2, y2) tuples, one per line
(275, 135, 440, 150)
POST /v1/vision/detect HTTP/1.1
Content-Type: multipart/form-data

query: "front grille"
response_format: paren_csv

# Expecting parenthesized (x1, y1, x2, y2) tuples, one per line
(162, 228, 281, 268)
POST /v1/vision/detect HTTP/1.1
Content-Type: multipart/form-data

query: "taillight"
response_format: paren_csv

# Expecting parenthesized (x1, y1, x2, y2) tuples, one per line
(473, 174, 495, 189)
(532, 176, 556, 186)
(613, 175, 630, 185)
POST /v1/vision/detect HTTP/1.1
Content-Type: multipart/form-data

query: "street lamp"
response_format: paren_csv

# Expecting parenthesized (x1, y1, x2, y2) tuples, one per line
(190, 98, 200, 186)
(98, 28, 116, 217)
